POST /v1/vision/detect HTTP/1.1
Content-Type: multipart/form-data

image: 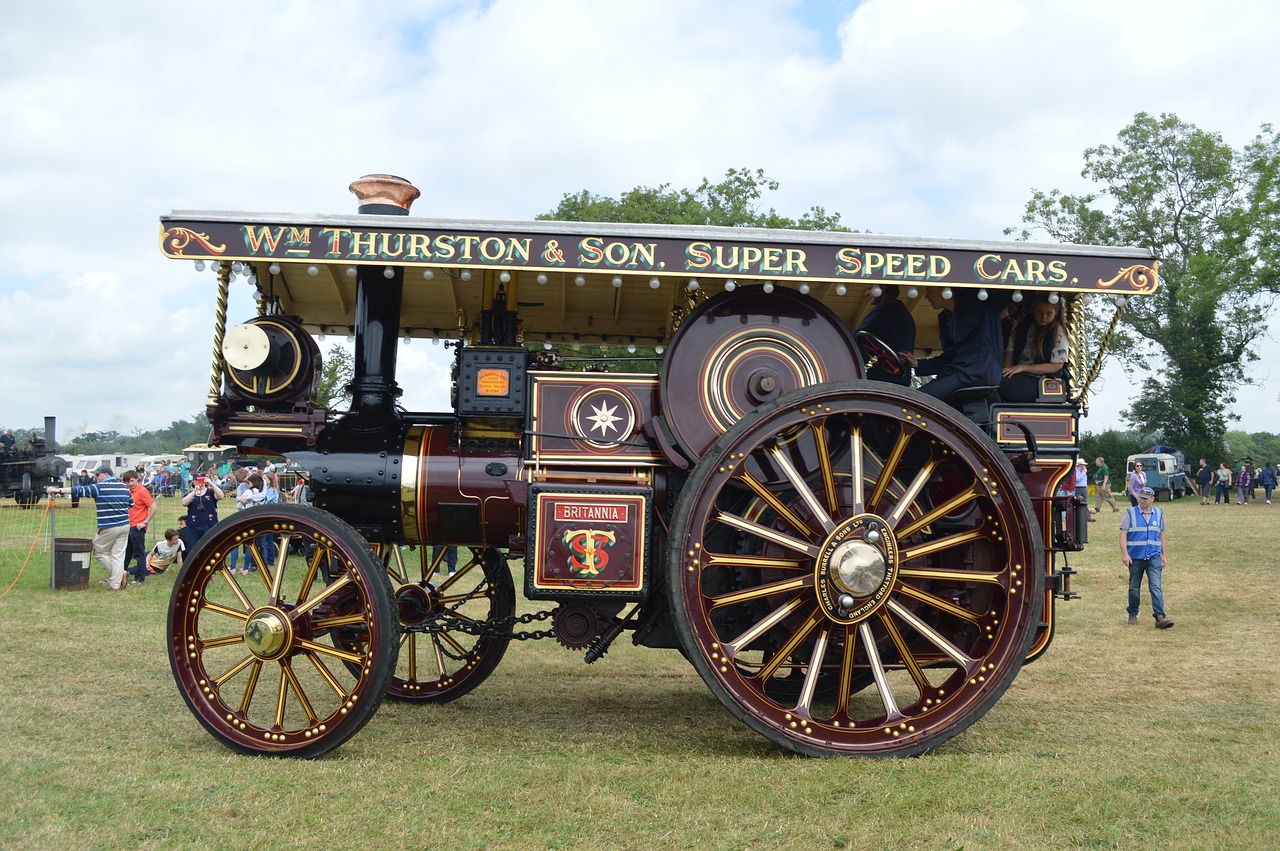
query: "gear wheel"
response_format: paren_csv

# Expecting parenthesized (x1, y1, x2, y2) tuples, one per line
(552, 604, 599, 649)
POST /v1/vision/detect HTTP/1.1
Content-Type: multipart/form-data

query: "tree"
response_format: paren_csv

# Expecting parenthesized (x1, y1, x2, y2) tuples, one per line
(539, 167, 850, 231)
(317, 344, 354, 410)
(1009, 113, 1280, 463)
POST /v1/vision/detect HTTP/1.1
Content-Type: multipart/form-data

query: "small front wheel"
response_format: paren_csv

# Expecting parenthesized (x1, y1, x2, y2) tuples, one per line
(168, 504, 398, 757)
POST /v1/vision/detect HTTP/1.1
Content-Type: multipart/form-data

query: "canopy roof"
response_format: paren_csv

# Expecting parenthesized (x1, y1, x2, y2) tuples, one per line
(161, 211, 1157, 348)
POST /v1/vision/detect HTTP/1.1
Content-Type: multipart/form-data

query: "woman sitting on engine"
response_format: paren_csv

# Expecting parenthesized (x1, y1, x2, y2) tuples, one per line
(999, 298, 1069, 402)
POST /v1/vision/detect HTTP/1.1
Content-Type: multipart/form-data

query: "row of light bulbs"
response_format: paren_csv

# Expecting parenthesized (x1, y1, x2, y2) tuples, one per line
(196, 259, 1129, 307)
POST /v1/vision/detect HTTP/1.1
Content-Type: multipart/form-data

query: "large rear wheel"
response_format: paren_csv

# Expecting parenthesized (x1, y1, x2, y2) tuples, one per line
(168, 504, 398, 757)
(668, 380, 1043, 757)
(379, 545, 515, 702)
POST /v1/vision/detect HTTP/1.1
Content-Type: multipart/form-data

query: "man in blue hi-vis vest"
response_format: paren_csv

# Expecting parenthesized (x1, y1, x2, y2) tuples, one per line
(1119, 486, 1174, 628)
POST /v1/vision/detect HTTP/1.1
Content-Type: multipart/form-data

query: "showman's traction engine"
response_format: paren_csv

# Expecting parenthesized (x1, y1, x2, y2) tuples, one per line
(161, 175, 1158, 758)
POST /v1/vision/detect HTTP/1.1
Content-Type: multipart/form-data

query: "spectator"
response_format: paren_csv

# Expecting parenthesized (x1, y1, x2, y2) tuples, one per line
(1126, 460, 1147, 507)
(1092, 456, 1119, 515)
(1196, 458, 1213, 505)
(181, 474, 225, 543)
(232, 472, 266, 574)
(1236, 462, 1251, 505)
(1258, 462, 1277, 505)
(46, 466, 131, 591)
(121, 469, 158, 585)
(1214, 462, 1232, 505)
(291, 470, 314, 505)
(1120, 486, 1174, 629)
(177, 514, 198, 554)
(1074, 459, 1090, 520)
(145, 529, 185, 574)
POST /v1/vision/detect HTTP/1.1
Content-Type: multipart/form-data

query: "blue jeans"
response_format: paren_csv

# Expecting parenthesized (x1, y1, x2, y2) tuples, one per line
(1215, 483, 1229, 503)
(1127, 554, 1166, 618)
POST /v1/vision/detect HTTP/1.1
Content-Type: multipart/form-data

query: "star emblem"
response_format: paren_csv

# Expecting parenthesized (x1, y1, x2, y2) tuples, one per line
(585, 399, 623, 436)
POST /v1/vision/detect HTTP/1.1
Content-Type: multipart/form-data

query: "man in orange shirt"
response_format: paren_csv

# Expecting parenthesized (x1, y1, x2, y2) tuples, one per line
(122, 469, 158, 585)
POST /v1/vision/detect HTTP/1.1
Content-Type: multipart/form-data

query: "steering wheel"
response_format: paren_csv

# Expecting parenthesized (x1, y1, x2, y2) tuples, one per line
(855, 330, 906, 378)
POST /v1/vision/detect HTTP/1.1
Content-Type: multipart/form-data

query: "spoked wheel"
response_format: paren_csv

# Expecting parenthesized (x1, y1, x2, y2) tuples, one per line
(377, 545, 515, 702)
(168, 504, 398, 757)
(668, 380, 1043, 757)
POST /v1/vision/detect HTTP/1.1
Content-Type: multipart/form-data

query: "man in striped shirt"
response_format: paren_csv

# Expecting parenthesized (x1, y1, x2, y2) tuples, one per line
(48, 465, 132, 590)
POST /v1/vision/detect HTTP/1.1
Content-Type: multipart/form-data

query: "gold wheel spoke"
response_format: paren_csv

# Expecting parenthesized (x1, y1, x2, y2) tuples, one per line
(755, 611, 823, 682)
(766, 445, 836, 535)
(237, 660, 263, 715)
(292, 573, 353, 617)
(387, 544, 409, 585)
(708, 576, 811, 611)
(295, 547, 325, 605)
(883, 458, 940, 527)
(792, 625, 831, 718)
(895, 485, 983, 540)
(893, 582, 984, 625)
(438, 590, 493, 607)
(295, 638, 365, 665)
(835, 625, 859, 717)
(868, 426, 911, 512)
(722, 596, 808, 655)
(705, 552, 808, 571)
(202, 601, 251, 621)
(432, 636, 448, 680)
(304, 650, 349, 699)
(858, 621, 902, 721)
(200, 634, 246, 649)
(221, 568, 253, 610)
(850, 427, 866, 514)
(274, 665, 288, 729)
(215, 653, 257, 688)
(712, 510, 820, 558)
(739, 471, 814, 540)
(877, 610, 933, 696)
(886, 599, 977, 668)
(404, 633, 419, 682)
(280, 659, 318, 725)
(439, 630, 470, 657)
(899, 527, 990, 563)
(898, 566, 1004, 585)
(310, 613, 370, 630)
(809, 422, 839, 517)
(268, 535, 291, 604)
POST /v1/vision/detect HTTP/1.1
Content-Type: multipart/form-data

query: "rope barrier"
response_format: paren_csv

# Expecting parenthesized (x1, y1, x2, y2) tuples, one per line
(0, 501, 53, 601)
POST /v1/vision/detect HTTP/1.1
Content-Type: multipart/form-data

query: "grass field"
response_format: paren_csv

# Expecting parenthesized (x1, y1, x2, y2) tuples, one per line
(0, 496, 1277, 849)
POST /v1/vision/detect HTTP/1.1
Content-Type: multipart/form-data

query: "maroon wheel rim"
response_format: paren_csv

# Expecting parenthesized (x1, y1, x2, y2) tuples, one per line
(668, 380, 1043, 757)
(168, 505, 397, 756)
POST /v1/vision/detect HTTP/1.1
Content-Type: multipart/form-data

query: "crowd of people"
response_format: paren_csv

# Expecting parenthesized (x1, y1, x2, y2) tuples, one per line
(1192, 456, 1277, 506)
(48, 461, 314, 591)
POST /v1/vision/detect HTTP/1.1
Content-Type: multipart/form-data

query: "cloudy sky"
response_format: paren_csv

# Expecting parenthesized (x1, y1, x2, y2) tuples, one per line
(3, 0, 1278, 444)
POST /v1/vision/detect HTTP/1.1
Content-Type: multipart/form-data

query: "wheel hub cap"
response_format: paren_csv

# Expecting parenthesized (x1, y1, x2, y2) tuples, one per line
(244, 609, 291, 660)
(831, 541, 887, 596)
(815, 515, 899, 624)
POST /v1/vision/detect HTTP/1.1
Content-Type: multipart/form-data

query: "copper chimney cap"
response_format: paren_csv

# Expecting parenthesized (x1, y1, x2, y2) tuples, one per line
(349, 174, 421, 214)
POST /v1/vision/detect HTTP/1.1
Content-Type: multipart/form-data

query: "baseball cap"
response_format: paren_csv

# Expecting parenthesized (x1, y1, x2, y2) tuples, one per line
(1137, 486, 1155, 498)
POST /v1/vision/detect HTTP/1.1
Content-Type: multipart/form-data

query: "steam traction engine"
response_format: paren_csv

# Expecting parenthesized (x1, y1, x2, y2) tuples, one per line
(161, 175, 1157, 757)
